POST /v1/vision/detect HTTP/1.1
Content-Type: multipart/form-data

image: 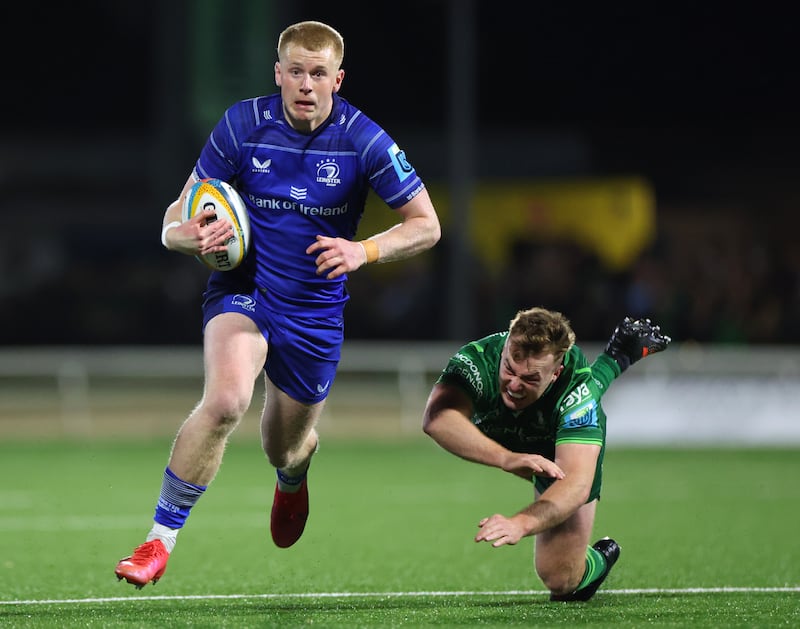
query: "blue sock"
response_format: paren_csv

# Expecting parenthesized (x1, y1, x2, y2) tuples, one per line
(276, 468, 307, 492)
(153, 467, 207, 529)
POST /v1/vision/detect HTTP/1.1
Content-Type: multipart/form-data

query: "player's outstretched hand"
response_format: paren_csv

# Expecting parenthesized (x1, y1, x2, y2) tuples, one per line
(307, 235, 369, 279)
(604, 316, 672, 372)
(501, 452, 565, 482)
(475, 514, 527, 547)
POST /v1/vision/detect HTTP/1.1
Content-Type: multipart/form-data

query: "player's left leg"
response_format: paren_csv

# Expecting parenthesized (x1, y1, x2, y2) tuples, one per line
(535, 500, 620, 602)
(535, 500, 596, 596)
(553, 537, 620, 602)
(261, 376, 324, 548)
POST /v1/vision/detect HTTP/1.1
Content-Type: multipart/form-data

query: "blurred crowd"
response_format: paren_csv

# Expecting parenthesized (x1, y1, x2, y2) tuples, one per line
(347, 207, 800, 345)
(4, 207, 798, 346)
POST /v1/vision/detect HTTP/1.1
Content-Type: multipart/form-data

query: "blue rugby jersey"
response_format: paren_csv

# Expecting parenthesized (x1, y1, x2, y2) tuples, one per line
(194, 93, 426, 315)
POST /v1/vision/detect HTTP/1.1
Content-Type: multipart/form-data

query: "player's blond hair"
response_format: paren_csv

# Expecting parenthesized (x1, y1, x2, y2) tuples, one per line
(508, 307, 576, 363)
(277, 21, 345, 68)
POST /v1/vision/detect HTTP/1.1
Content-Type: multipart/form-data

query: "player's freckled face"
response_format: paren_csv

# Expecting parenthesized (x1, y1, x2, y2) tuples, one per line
(275, 44, 344, 133)
(498, 341, 563, 411)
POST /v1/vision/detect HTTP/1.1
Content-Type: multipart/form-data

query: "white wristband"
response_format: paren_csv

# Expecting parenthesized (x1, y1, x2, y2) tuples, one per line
(160, 221, 182, 248)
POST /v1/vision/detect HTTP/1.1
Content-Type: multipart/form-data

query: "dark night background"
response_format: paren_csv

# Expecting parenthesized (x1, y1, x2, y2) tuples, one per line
(3, 1, 799, 346)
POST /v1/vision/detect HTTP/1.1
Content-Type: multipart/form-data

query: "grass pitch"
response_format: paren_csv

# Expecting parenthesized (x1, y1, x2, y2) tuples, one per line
(0, 439, 798, 627)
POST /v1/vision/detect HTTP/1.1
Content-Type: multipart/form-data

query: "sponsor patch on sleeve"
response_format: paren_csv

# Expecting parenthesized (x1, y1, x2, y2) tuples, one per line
(563, 400, 599, 429)
(387, 143, 414, 182)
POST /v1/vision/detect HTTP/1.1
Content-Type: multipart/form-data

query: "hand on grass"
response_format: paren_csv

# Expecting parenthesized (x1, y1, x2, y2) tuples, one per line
(475, 514, 527, 547)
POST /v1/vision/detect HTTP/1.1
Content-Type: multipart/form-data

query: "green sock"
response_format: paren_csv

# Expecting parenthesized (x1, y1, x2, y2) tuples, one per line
(575, 545, 607, 591)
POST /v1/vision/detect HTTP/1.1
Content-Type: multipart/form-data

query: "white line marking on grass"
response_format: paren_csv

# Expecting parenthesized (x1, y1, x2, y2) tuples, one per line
(0, 515, 266, 532)
(2, 587, 799, 606)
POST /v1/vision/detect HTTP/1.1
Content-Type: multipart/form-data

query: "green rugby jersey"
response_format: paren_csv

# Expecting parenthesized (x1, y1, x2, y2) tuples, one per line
(435, 331, 621, 498)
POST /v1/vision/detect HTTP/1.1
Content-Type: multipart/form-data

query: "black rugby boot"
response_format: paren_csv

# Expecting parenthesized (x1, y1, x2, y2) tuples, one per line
(604, 317, 671, 372)
(550, 537, 621, 602)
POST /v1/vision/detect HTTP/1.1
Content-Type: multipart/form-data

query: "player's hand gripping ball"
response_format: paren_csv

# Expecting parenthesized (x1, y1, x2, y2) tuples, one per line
(182, 178, 251, 271)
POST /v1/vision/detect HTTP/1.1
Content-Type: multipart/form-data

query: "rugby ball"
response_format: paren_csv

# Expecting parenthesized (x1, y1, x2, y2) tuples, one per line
(181, 178, 251, 271)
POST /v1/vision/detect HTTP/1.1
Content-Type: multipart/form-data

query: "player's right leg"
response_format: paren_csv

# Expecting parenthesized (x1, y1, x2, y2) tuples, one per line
(261, 379, 324, 548)
(258, 308, 342, 548)
(115, 312, 267, 588)
(604, 317, 671, 372)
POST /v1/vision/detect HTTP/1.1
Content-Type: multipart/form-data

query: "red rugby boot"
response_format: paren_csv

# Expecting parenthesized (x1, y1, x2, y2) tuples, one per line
(115, 539, 169, 589)
(270, 478, 309, 548)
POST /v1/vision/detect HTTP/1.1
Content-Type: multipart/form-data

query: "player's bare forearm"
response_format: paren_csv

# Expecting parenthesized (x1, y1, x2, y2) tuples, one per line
(422, 385, 513, 469)
(366, 187, 440, 263)
(307, 214, 439, 279)
(309, 187, 439, 278)
(365, 216, 441, 264)
(515, 474, 592, 534)
(475, 499, 564, 547)
(476, 462, 595, 548)
(516, 498, 568, 534)
(426, 414, 512, 470)
(423, 386, 564, 480)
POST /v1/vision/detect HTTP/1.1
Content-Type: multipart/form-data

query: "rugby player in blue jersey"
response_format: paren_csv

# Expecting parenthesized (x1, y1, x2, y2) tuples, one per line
(115, 20, 441, 588)
(423, 308, 670, 601)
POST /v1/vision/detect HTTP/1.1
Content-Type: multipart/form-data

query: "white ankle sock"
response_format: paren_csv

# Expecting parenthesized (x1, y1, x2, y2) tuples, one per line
(146, 522, 179, 553)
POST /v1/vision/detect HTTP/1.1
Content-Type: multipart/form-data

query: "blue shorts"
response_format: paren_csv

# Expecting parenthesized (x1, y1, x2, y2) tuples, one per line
(202, 287, 343, 404)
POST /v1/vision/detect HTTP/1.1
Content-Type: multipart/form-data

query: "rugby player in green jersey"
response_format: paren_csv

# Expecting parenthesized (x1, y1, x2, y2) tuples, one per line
(423, 307, 670, 601)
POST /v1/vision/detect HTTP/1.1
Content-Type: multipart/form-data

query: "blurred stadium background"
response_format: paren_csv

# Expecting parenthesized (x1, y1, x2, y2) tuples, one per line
(2, 1, 798, 443)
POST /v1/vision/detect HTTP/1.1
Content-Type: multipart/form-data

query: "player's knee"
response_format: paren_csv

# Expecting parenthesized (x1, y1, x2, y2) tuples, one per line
(262, 431, 317, 470)
(263, 442, 301, 469)
(265, 449, 290, 469)
(537, 565, 579, 596)
(539, 572, 576, 596)
(200, 390, 250, 430)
